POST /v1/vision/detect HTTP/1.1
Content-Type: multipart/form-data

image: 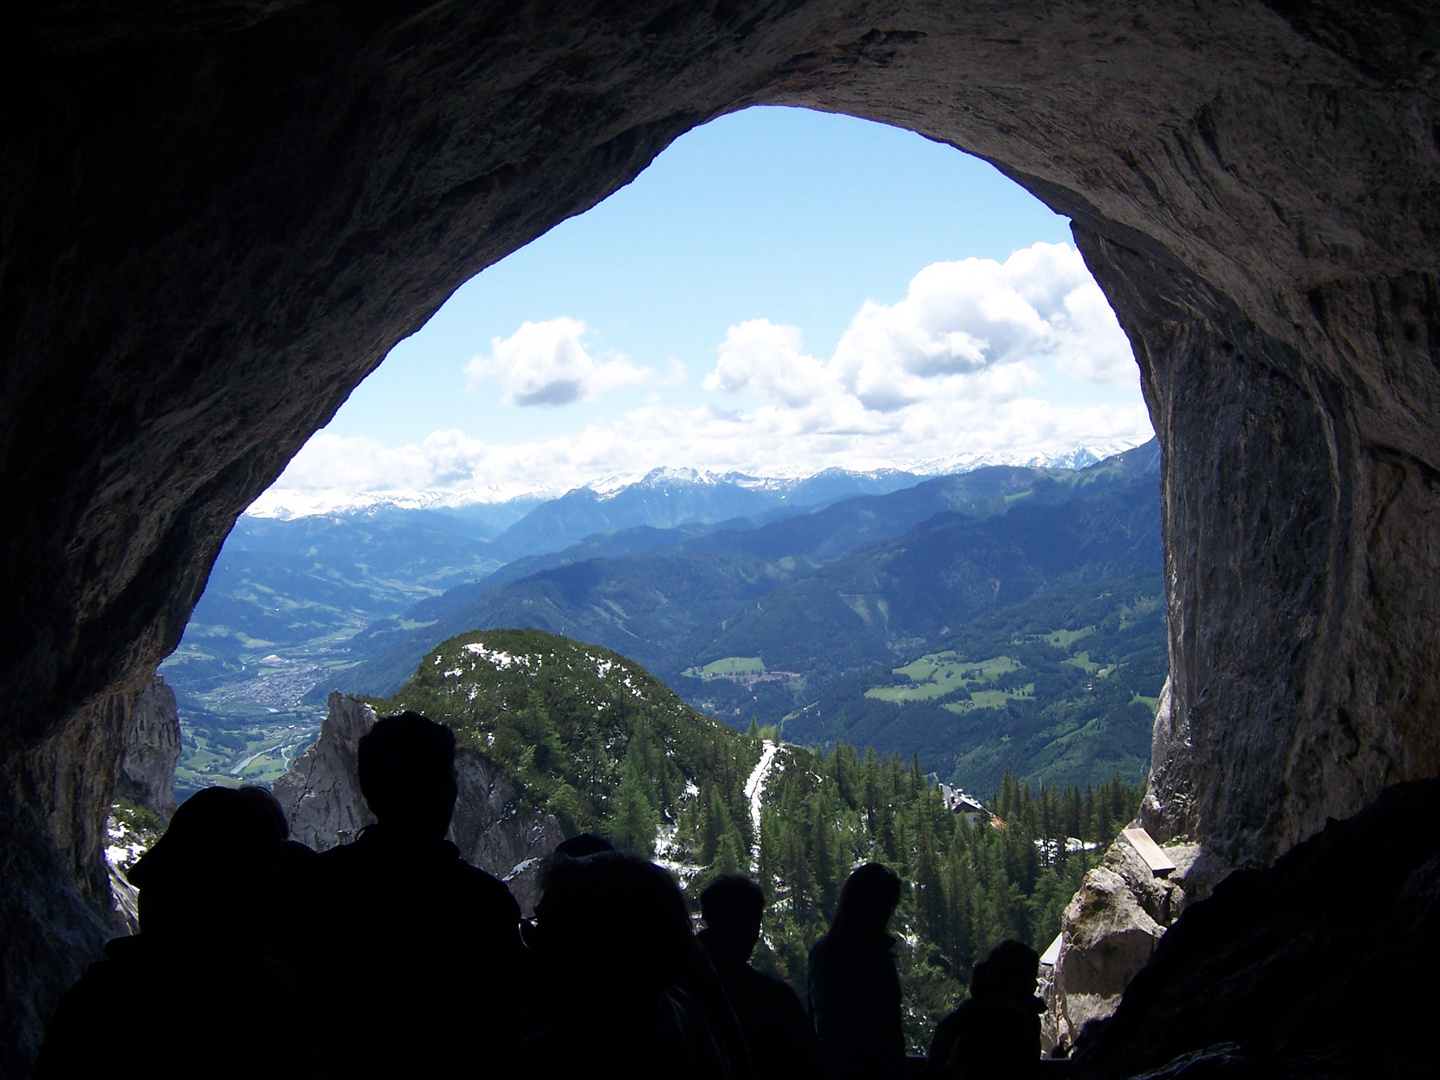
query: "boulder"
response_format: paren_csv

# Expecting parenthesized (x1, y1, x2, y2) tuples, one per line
(1042, 830, 1229, 1054)
(1071, 777, 1440, 1079)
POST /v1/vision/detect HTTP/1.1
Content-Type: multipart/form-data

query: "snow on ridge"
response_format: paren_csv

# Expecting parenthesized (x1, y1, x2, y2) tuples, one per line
(743, 741, 780, 874)
(246, 480, 561, 520)
(462, 641, 527, 670)
(909, 439, 1143, 477)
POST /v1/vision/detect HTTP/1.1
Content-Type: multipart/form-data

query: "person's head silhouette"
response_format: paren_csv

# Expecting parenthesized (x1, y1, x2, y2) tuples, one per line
(829, 861, 901, 941)
(700, 874, 765, 965)
(358, 712, 457, 840)
(533, 852, 693, 1012)
(969, 939, 1040, 1003)
(128, 785, 283, 934)
(553, 832, 615, 859)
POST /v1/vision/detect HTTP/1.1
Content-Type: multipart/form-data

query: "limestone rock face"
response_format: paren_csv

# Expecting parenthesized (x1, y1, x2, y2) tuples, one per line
(1072, 777, 1440, 1078)
(272, 693, 378, 852)
(1041, 835, 1214, 1054)
(114, 677, 181, 823)
(271, 692, 562, 914)
(3, 3, 1440, 1073)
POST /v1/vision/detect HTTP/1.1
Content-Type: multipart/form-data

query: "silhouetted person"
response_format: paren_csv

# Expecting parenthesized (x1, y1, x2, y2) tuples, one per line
(520, 851, 731, 1078)
(808, 862, 906, 1080)
(700, 875, 821, 1080)
(302, 712, 522, 1076)
(554, 831, 615, 858)
(927, 940, 1043, 1079)
(36, 786, 363, 1079)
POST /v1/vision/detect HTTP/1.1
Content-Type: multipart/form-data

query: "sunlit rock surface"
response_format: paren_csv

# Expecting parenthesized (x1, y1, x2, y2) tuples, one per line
(3, 2, 1439, 1074)
(113, 678, 181, 824)
(272, 692, 562, 914)
(272, 693, 378, 852)
(1040, 831, 1229, 1054)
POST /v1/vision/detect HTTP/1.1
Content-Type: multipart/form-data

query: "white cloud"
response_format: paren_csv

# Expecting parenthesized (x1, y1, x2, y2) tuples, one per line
(704, 321, 833, 408)
(252, 244, 1151, 515)
(464, 317, 650, 406)
(702, 242, 1137, 414)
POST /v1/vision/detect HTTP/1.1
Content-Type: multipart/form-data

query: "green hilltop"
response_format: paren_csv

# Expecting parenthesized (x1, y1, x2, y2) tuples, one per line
(368, 627, 1145, 1052)
(378, 627, 759, 851)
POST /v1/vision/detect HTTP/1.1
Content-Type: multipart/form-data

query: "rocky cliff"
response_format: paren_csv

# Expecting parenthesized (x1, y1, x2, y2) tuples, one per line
(1070, 776, 1440, 1078)
(272, 692, 563, 914)
(103, 676, 183, 932)
(113, 677, 181, 823)
(1039, 827, 1230, 1054)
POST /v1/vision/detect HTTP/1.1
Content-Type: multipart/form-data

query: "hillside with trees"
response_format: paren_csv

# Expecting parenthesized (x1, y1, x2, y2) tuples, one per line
(372, 628, 1144, 1050)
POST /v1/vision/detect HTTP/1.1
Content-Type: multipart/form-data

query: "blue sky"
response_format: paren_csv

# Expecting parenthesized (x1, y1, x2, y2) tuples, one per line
(256, 106, 1152, 514)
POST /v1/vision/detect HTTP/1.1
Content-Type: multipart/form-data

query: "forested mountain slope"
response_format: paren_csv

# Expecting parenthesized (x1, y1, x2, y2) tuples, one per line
(339, 445, 1163, 792)
(333, 628, 1144, 1052)
(346, 444, 1158, 692)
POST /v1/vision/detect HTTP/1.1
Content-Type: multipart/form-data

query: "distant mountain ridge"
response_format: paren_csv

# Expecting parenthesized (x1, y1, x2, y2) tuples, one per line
(162, 441, 1161, 795)
(248, 441, 1145, 524)
(340, 441, 1165, 790)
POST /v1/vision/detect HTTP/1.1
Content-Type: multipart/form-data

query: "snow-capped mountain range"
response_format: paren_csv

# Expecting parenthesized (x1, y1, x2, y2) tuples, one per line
(248, 442, 1143, 523)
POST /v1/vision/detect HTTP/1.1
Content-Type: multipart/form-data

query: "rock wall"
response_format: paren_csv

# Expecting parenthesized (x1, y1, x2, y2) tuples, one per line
(1039, 828, 1230, 1054)
(1070, 777, 1440, 1078)
(113, 677, 181, 823)
(272, 692, 563, 914)
(3, 3, 1439, 1074)
(272, 693, 378, 852)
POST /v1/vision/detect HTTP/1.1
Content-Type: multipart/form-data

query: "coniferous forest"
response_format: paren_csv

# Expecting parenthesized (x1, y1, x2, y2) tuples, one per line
(376, 628, 1146, 1050)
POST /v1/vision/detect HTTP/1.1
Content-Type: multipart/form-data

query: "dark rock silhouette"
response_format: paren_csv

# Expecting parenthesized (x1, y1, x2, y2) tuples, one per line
(700, 875, 820, 1080)
(1070, 777, 1440, 1078)
(522, 851, 731, 1078)
(929, 939, 1043, 1079)
(808, 863, 906, 1080)
(298, 712, 523, 1077)
(5, 4, 1440, 1074)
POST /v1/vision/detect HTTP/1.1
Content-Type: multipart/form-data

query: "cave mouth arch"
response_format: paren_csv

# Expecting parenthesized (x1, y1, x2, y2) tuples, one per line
(4, 3, 1438, 1075)
(175, 99, 1153, 797)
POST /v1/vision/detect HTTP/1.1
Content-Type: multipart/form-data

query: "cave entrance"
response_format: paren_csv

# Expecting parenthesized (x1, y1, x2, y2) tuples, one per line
(159, 104, 1154, 801)
(8, 7, 1437, 1076)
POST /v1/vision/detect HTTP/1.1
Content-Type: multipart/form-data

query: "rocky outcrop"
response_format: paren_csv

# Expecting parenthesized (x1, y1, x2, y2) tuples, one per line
(102, 675, 183, 933)
(1071, 776, 1440, 1079)
(271, 692, 563, 914)
(3, 4, 1439, 1074)
(1040, 829, 1230, 1054)
(272, 693, 378, 851)
(113, 677, 181, 823)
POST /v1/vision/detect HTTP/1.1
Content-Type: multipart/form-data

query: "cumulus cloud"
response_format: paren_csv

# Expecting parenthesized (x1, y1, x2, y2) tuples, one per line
(251, 243, 1151, 515)
(704, 242, 1137, 414)
(704, 321, 833, 408)
(464, 317, 650, 405)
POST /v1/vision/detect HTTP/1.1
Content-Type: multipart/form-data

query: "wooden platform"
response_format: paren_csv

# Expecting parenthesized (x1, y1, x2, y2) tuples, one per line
(1122, 826, 1177, 876)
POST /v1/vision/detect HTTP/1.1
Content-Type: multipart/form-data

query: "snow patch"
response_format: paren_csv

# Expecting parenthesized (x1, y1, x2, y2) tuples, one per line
(742, 741, 780, 873)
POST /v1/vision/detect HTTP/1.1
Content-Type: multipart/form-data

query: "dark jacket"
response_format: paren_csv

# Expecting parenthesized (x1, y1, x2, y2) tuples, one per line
(927, 995, 1043, 1080)
(700, 928, 820, 1080)
(300, 825, 523, 1075)
(37, 927, 366, 1080)
(807, 931, 905, 1080)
